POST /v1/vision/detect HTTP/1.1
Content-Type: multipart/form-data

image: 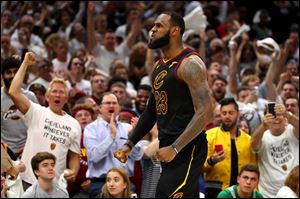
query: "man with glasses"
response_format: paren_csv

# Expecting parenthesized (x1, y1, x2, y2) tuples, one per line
(83, 92, 143, 198)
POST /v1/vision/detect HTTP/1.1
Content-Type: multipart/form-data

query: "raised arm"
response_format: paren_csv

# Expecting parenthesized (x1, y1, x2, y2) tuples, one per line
(125, 4, 144, 49)
(250, 120, 267, 152)
(86, 1, 97, 53)
(228, 41, 239, 94)
(287, 111, 299, 139)
(263, 39, 285, 101)
(8, 52, 36, 114)
(275, 104, 299, 139)
(197, 31, 207, 64)
(172, 55, 214, 152)
(251, 112, 273, 152)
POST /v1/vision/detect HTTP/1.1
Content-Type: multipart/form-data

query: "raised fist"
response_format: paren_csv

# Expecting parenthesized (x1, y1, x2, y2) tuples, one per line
(24, 52, 36, 65)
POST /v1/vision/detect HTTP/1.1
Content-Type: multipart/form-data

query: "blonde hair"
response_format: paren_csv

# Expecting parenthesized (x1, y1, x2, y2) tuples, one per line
(46, 78, 69, 96)
(101, 167, 132, 198)
(284, 165, 299, 193)
(44, 33, 62, 60)
(241, 74, 260, 87)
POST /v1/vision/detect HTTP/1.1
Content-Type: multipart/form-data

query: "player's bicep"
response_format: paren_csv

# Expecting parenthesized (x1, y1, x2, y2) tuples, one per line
(178, 56, 207, 86)
(178, 56, 212, 110)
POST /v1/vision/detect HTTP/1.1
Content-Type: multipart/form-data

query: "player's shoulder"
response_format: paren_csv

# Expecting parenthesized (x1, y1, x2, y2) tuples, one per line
(184, 53, 202, 61)
(181, 54, 205, 69)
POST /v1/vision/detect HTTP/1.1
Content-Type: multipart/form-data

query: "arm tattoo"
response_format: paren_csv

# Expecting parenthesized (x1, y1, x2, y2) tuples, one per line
(174, 56, 214, 152)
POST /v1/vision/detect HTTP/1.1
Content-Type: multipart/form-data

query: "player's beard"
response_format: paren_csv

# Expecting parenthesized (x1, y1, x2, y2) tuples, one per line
(148, 30, 170, 49)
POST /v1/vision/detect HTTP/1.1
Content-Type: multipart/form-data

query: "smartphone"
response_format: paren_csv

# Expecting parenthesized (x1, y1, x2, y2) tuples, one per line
(268, 102, 276, 118)
(215, 144, 223, 152)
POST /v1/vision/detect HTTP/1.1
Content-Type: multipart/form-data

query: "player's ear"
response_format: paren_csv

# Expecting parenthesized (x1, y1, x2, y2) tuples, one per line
(171, 26, 179, 36)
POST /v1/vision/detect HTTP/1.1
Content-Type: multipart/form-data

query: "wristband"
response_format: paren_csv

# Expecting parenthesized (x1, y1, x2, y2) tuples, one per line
(171, 143, 179, 154)
(124, 140, 134, 150)
(207, 157, 217, 166)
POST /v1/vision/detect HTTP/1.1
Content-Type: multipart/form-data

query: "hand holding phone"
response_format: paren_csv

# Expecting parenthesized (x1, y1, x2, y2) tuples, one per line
(215, 144, 223, 153)
(268, 102, 276, 118)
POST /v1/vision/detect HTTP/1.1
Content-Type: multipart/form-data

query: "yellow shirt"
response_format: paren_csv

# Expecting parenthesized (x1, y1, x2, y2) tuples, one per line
(204, 126, 257, 190)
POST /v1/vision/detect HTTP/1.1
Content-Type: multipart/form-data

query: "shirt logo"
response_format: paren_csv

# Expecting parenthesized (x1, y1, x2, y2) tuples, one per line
(3, 105, 21, 120)
(154, 70, 167, 90)
(169, 61, 178, 68)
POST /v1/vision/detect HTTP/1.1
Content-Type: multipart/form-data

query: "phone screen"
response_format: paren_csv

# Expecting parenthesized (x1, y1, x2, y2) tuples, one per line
(268, 102, 276, 117)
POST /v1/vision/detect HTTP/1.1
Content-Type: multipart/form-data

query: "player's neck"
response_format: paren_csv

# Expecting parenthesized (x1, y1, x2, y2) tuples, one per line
(162, 44, 184, 60)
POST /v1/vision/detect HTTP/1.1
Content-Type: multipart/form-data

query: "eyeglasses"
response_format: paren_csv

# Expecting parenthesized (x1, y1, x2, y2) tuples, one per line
(101, 101, 118, 105)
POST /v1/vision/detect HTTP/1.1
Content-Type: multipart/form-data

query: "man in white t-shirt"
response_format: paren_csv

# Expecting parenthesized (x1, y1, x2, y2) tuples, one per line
(8, 52, 81, 190)
(251, 103, 299, 198)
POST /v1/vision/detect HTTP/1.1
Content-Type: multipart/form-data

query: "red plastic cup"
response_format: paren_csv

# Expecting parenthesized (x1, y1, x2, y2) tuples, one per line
(215, 144, 223, 152)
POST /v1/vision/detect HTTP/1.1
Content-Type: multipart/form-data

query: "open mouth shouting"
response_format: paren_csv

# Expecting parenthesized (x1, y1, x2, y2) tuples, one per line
(54, 99, 61, 104)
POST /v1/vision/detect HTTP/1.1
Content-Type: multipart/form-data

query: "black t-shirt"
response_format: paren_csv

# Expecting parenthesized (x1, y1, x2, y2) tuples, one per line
(230, 138, 238, 186)
(151, 48, 200, 146)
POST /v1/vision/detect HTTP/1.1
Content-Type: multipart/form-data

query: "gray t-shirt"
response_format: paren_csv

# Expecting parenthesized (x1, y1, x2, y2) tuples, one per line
(22, 182, 69, 198)
(1, 87, 38, 153)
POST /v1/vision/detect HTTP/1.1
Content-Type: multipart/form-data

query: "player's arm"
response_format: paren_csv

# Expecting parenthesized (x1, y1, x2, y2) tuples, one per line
(114, 93, 156, 163)
(114, 59, 158, 163)
(128, 93, 157, 145)
(8, 52, 36, 114)
(173, 55, 214, 152)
